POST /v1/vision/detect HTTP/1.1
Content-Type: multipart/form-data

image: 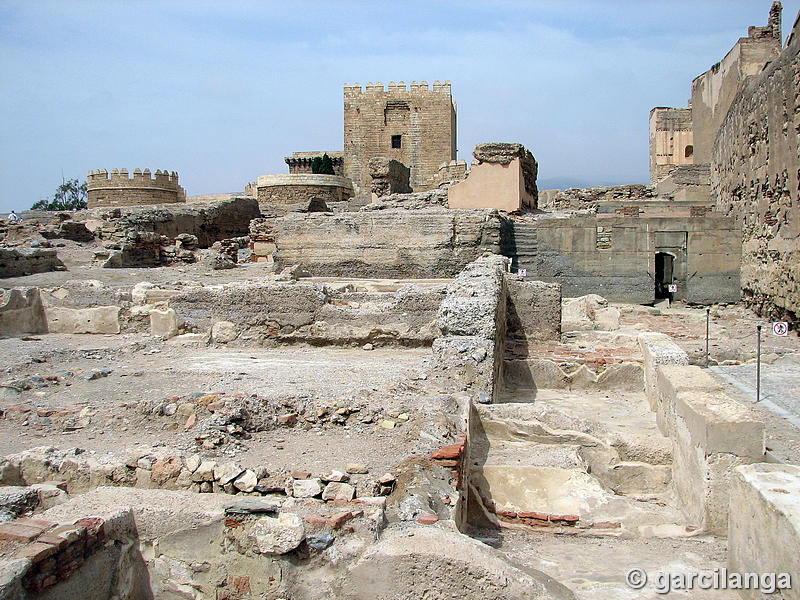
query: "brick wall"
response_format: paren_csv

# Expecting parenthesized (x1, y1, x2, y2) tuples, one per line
(344, 81, 456, 195)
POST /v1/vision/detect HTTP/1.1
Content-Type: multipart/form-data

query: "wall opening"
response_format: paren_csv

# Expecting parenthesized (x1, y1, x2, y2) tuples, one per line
(655, 252, 674, 299)
(391, 135, 402, 149)
(684, 145, 694, 158)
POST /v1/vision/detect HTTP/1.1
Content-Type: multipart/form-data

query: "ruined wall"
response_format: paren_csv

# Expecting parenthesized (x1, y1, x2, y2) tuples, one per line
(538, 185, 655, 212)
(690, 5, 781, 164)
(655, 164, 711, 202)
(86, 197, 260, 249)
(505, 278, 561, 343)
(86, 169, 186, 209)
(432, 160, 468, 188)
(256, 174, 353, 209)
(249, 208, 503, 278)
(649, 107, 694, 184)
(433, 254, 509, 402)
(729, 464, 800, 600)
(0, 248, 64, 278)
(0, 287, 47, 335)
(369, 157, 411, 197)
(344, 81, 456, 195)
(510, 214, 740, 304)
(448, 143, 538, 212)
(168, 281, 445, 347)
(712, 12, 800, 320)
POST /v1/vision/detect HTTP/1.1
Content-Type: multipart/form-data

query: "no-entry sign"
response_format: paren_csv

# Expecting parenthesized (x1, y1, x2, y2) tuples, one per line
(773, 322, 789, 336)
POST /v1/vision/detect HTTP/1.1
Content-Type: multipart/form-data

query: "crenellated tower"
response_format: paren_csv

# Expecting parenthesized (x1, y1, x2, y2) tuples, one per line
(343, 80, 456, 196)
(86, 169, 186, 208)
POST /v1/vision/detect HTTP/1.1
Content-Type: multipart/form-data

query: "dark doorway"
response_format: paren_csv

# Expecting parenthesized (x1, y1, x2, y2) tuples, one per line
(655, 252, 674, 299)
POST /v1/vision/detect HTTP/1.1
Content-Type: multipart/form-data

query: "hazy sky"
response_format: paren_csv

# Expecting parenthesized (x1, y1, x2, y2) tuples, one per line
(1, 1, 797, 211)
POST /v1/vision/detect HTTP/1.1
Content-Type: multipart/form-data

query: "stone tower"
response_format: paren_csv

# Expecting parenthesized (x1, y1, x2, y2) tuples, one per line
(343, 81, 457, 196)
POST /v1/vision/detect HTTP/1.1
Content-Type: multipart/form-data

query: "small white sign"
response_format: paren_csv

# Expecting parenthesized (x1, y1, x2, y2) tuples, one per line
(667, 284, 678, 293)
(519, 268, 527, 277)
(773, 321, 789, 336)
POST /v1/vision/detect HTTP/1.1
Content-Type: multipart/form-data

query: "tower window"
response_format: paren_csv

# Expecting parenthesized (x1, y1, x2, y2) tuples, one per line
(685, 145, 693, 158)
(391, 135, 402, 149)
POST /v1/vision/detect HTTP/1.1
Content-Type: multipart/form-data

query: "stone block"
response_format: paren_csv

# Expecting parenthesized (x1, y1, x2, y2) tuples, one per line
(249, 513, 305, 555)
(321, 482, 356, 502)
(655, 365, 725, 436)
(149, 307, 179, 338)
(673, 391, 764, 459)
(639, 333, 688, 410)
(0, 287, 47, 336)
(45, 306, 121, 334)
(728, 464, 800, 600)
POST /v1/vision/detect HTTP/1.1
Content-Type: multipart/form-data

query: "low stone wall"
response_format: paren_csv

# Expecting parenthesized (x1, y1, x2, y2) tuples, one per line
(505, 277, 561, 342)
(432, 254, 509, 402)
(642, 335, 765, 534)
(168, 280, 445, 347)
(248, 208, 504, 278)
(639, 333, 689, 410)
(0, 287, 47, 336)
(0, 248, 64, 279)
(728, 464, 800, 600)
(0, 485, 387, 600)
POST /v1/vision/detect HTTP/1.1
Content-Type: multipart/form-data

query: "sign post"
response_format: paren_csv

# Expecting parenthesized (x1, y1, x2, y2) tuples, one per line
(756, 324, 762, 403)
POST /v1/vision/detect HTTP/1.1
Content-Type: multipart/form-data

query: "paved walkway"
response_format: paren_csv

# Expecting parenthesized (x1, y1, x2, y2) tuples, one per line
(712, 354, 800, 429)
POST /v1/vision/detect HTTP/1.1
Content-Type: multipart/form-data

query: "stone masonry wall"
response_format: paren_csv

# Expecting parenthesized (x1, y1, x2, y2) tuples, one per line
(525, 214, 740, 304)
(0, 248, 65, 279)
(256, 175, 353, 209)
(691, 6, 781, 164)
(712, 12, 800, 321)
(86, 169, 186, 209)
(369, 157, 411, 197)
(86, 197, 260, 249)
(168, 281, 445, 347)
(344, 81, 456, 195)
(433, 254, 509, 402)
(250, 208, 504, 278)
(538, 185, 655, 212)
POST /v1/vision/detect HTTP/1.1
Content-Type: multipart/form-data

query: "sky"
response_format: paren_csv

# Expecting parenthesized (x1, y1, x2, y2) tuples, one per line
(1, 0, 798, 211)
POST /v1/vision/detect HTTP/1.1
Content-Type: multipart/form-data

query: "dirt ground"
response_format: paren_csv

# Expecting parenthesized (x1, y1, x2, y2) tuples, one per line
(0, 335, 457, 476)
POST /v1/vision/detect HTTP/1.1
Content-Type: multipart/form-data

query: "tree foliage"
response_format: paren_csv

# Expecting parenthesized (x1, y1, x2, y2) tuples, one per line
(31, 178, 87, 211)
(311, 153, 336, 175)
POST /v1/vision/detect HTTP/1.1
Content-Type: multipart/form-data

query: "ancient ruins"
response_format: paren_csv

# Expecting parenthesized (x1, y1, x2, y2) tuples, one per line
(0, 4, 798, 600)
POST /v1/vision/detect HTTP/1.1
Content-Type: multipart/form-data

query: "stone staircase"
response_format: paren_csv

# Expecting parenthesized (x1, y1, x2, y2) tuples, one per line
(466, 389, 692, 537)
(502, 222, 538, 273)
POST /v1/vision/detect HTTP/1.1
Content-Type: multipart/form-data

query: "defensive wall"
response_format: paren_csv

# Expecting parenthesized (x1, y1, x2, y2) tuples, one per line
(86, 169, 186, 209)
(712, 9, 800, 321)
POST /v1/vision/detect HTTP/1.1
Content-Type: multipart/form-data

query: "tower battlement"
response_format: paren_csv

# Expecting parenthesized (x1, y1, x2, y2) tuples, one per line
(343, 80, 452, 97)
(87, 168, 185, 208)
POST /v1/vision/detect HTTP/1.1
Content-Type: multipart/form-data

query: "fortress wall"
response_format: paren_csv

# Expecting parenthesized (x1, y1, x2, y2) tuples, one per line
(712, 11, 800, 320)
